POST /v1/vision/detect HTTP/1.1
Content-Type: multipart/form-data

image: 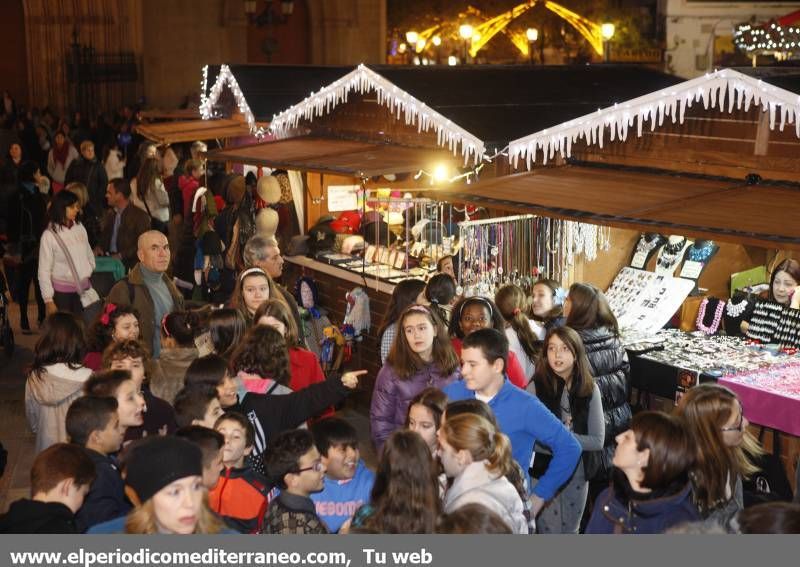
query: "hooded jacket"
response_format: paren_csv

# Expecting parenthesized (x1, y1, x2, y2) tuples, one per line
(0, 499, 77, 533)
(444, 461, 528, 534)
(25, 364, 92, 452)
(586, 475, 700, 534)
(577, 326, 631, 479)
(370, 362, 458, 450)
(150, 347, 199, 405)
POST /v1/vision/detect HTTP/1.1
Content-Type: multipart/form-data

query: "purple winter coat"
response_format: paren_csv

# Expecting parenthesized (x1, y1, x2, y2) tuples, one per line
(369, 362, 458, 451)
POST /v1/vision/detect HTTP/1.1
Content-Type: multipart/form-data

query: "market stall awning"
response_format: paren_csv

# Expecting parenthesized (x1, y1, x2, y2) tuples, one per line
(439, 165, 800, 249)
(134, 119, 260, 145)
(203, 136, 460, 177)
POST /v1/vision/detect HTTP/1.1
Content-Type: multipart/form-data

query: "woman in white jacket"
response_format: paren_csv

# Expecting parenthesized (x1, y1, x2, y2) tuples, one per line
(46, 132, 78, 191)
(38, 190, 95, 318)
(438, 413, 528, 534)
(130, 156, 170, 226)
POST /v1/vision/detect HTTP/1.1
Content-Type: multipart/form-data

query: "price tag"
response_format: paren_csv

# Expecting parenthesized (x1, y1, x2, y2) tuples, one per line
(631, 250, 649, 269)
(680, 260, 704, 280)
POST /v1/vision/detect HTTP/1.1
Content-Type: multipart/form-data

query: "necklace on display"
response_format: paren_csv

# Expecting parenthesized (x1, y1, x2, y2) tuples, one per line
(696, 298, 725, 334)
(687, 241, 715, 263)
(657, 237, 687, 269)
(636, 233, 662, 255)
(726, 297, 749, 318)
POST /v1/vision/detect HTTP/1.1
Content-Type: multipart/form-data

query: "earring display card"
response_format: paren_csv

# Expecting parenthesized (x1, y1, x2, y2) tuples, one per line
(606, 267, 695, 334)
(679, 260, 704, 280)
(364, 245, 377, 263)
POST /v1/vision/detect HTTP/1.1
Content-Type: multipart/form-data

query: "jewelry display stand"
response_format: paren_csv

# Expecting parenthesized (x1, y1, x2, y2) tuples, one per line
(679, 239, 719, 280)
(630, 233, 666, 269)
(654, 235, 693, 276)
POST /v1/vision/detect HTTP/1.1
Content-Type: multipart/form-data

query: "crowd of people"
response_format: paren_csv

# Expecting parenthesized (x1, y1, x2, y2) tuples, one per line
(0, 99, 798, 535)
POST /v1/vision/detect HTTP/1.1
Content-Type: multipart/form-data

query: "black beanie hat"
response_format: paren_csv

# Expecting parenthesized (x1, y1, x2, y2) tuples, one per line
(125, 437, 203, 503)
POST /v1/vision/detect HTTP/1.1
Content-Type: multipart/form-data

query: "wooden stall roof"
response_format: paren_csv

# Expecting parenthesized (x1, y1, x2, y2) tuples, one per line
(134, 119, 261, 144)
(207, 64, 682, 149)
(203, 136, 460, 177)
(439, 165, 800, 250)
(138, 109, 199, 121)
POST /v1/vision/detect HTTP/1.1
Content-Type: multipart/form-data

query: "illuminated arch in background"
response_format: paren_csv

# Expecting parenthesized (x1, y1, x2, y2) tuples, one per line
(406, 1, 607, 58)
(468, 1, 605, 57)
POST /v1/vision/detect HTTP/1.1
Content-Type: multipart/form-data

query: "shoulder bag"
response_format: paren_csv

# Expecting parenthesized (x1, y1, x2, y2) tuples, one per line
(50, 227, 101, 309)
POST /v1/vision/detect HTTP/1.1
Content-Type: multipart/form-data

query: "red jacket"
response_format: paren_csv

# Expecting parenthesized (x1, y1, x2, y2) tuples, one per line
(208, 465, 272, 534)
(178, 174, 199, 220)
(451, 337, 527, 389)
(289, 348, 333, 419)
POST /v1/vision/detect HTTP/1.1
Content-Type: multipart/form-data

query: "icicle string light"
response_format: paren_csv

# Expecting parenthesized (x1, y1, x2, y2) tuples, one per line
(268, 64, 485, 165)
(508, 69, 800, 169)
(200, 64, 267, 138)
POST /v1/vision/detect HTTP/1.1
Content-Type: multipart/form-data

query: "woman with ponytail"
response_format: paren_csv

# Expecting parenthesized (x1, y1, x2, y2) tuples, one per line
(438, 413, 527, 534)
(495, 284, 545, 383)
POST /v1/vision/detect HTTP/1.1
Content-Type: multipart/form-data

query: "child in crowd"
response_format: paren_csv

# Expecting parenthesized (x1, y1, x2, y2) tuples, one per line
(173, 384, 224, 429)
(208, 412, 271, 533)
(84, 304, 140, 370)
(262, 429, 329, 534)
(438, 413, 527, 534)
(377, 279, 426, 366)
(309, 417, 375, 533)
(448, 297, 527, 388)
(151, 310, 201, 404)
(208, 308, 248, 360)
(104, 339, 177, 440)
(444, 328, 581, 517)
(348, 430, 440, 534)
(65, 396, 130, 532)
(405, 387, 448, 455)
(370, 305, 459, 451)
(175, 425, 225, 490)
(436, 503, 513, 534)
(495, 284, 544, 383)
(0, 443, 95, 534)
(184, 354, 239, 410)
(83, 369, 146, 433)
(26, 312, 93, 452)
(532, 326, 604, 534)
(420, 273, 458, 325)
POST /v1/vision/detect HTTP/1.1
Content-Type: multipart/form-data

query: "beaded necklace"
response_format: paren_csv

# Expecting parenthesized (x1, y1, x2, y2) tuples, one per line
(696, 298, 725, 334)
(686, 241, 715, 263)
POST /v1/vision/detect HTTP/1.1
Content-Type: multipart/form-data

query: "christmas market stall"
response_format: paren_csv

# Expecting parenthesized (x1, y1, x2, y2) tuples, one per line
(199, 62, 682, 387)
(439, 67, 800, 489)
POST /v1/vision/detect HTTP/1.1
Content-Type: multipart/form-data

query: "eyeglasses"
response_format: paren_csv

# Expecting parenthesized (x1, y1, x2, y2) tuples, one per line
(720, 401, 745, 432)
(295, 460, 324, 474)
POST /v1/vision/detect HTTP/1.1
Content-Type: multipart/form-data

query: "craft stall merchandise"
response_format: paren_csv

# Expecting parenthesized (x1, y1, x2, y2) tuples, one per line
(456, 214, 611, 297)
(312, 194, 465, 284)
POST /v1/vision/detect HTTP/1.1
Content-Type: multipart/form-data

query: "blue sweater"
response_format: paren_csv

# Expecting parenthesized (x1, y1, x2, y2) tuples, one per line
(310, 461, 375, 533)
(444, 378, 581, 501)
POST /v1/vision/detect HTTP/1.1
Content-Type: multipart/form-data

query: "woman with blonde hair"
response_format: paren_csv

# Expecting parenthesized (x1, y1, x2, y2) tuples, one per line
(438, 413, 527, 534)
(674, 383, 763, 530)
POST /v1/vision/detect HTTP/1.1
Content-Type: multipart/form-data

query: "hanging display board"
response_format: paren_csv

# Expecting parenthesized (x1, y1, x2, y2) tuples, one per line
(606, 267, 695, 334)
(327, 185, 360, 212)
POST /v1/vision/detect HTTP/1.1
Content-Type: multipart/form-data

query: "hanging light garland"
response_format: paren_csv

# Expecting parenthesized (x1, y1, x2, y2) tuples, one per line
(200, 64, 267, 138)
(268, 64, 486, 165)
(734, 10, 800, 55)
(508, 68, 800, 169)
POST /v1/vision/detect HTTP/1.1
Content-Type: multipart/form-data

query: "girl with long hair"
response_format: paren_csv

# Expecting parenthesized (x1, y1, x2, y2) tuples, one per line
(530, 278, 566, 330)
(532, 326, 604, 533)
(438, 413, 527, 534)
(84, 304, 140, 370)
(564, 282, 630, 483)
(674, 384, 763, 530)
(448, 296, 527, 388)
(229, 325, 293, 396)
(586, 411, 699, 534)
(208, 308, 247, 360)
(377, 278, 426, 365)
(229, 268, 288, 326)
(350, 430, 441, 534)
(495, 284, 545, 383)
(131, 156, 169, 227)
(25, 312, 92, 452)
(370, 305, 459, 450)
(38, 190, 95, 319)
(405, 387, 448, 454)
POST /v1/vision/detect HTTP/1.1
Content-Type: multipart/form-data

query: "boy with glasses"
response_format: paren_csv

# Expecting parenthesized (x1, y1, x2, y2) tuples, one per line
(263, 429, 329, 534)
